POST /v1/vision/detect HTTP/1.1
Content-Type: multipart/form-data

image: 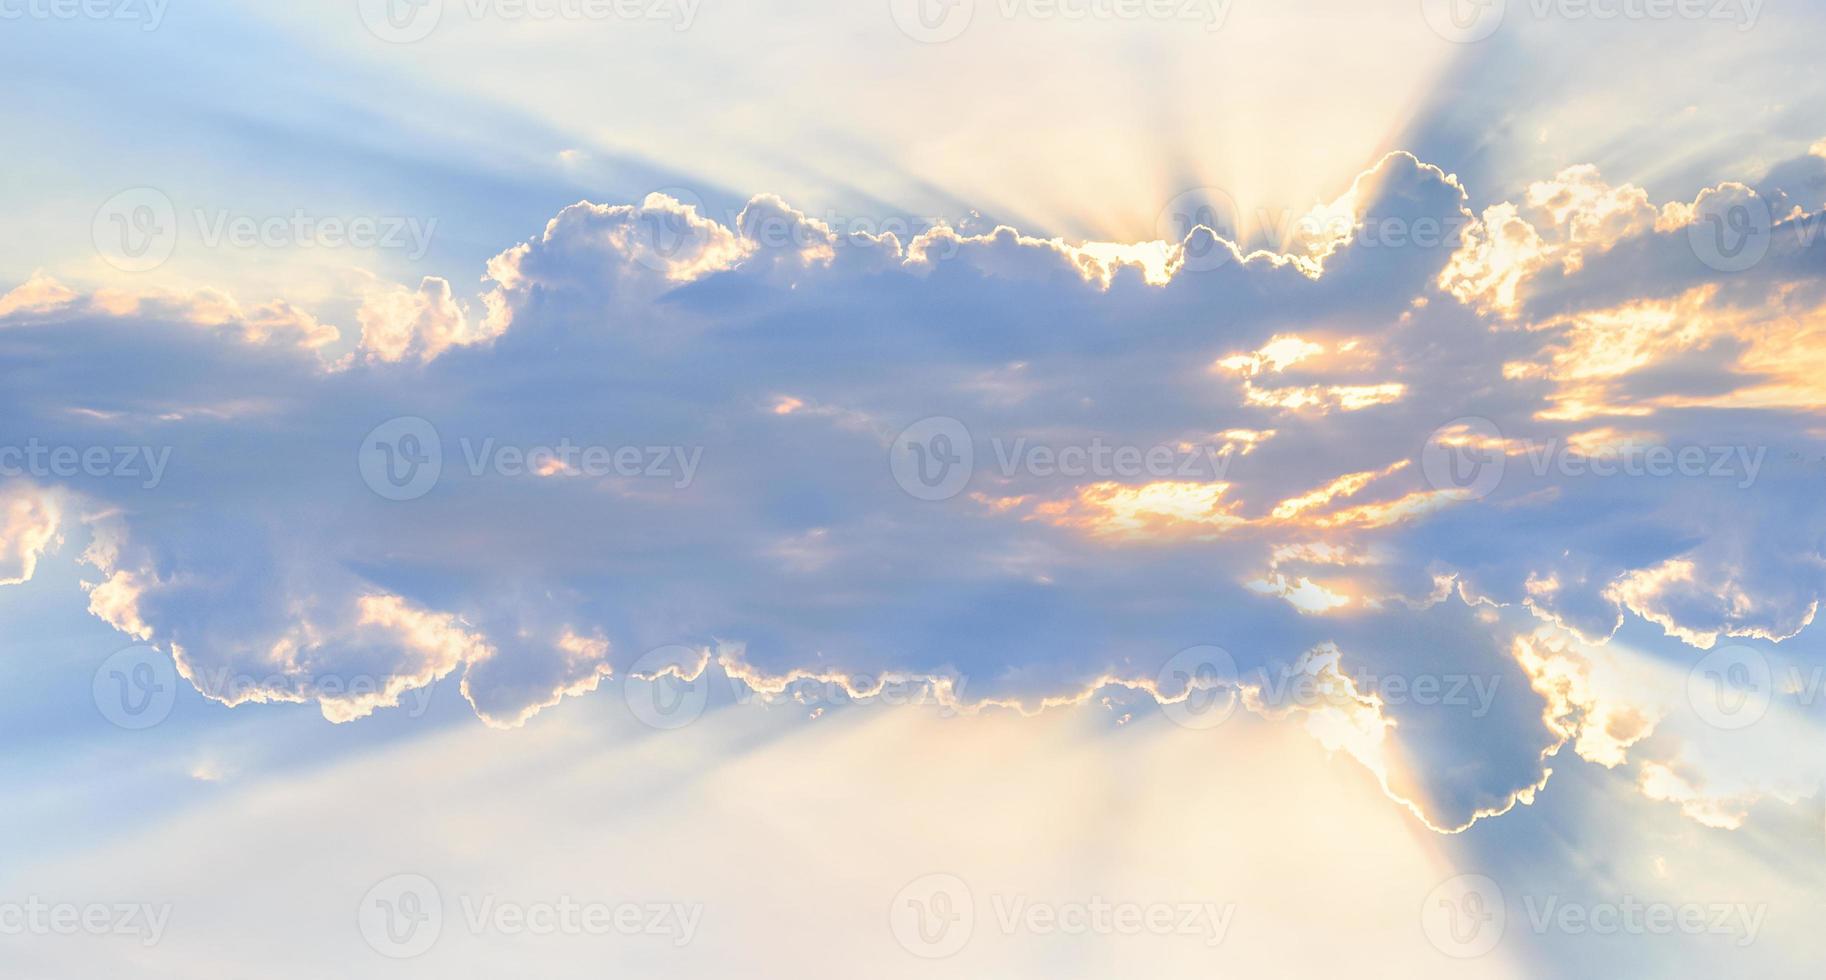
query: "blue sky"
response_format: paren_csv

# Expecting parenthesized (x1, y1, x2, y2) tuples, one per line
(3, 1, 1826, 976)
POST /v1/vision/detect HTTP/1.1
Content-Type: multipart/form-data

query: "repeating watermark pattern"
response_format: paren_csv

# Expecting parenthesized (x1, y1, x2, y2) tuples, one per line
(1420, 873, 1764, 956)
(1686, 644, 1773, 730)
(358, 0, 701, 44)
(1155, 646, 1501, 729)
(1522, 896, 1764, 945)
(0, 440, 171, 489)
(1681, 190, 1824, 273)
(622, 647, 969, 730)
(890, 0, 1229, 44)
(1158, 188, 1474, 273)
(1421, 0, 1762, 43)
(890, 417, 975, 501)
(1421, 874, 1506, 958)
(357, 873, 701, 959)
(0, 899, 172, 947)
(622, 645, 714, 730)
(92, 187, 437, 272)
(93, 644, 178, 730)
(890, 874, 975, 958)
(92, 188, 178, 274)
(889, 873, 1231, 958)
(1157, 187, 1240, 272)
(628, 188, 966, 271)
(359, 416, 702, 501)
(1422, 417, 1768, 500)
(0, 0, 167, 29)
(358, 874, 444, 959)
(1155, 645, 1241, 730)
(889, 416, 1236, 501)
(194, 667, 439, 719)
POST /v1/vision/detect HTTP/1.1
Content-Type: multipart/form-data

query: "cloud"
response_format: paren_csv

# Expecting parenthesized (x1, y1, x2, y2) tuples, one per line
(3, 146, 1824, 834)
(0, 483, 63, 586)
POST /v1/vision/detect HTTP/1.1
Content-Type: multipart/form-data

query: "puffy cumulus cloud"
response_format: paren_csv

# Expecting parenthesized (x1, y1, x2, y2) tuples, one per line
(459, 627, 615, 729)
(1511, 629, 1658, 770)
(0, 483, 64, 586)
(1440, 165, 1689, 318)
(0, 270, 79, 318)
(75, 520, 606, 728)
(356, 276, 499, 364)
(1607, 557, 1819, 650)
(479, 192, 764, 332)
(91, 285, 341, 350)
(1214, 334, 1407, 414)
(3, 146, 1825, 833)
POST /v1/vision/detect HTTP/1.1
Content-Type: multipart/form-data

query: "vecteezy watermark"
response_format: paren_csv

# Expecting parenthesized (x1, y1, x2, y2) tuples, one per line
(1154, 646, 1501, 729)
(357, 873, 702, 959)
(92, 188, 178, 274)
(1687, 189, 1773, 273)
(1524, 896, 1765, 946)
(889, 416, 1235, 502)
(193, 667, 439, 719)
(889, 0, 1228, 44)
(622, 646, 970, 730)
(358, 417, 702, 501)
(1421, 417, 1768, 500)
(1421, 0, 1761, 43)
(358, 0, 701, 44)
(1686, 644, 1773, 730)
(0, 0, 168, 29)
(93, 644, 178, 730)
(1420, 874, 1765, 956)
(0, 440, 172, 489)
(1157, 187, 1241, 273)
(1157, 188, 1475, 273)
(0, 898, 172, 947)
(622, 645, 714, 730)
(92, 187, 437, 272)
(622, 186, 967, 273)
(1155, 645, 1241, 730)
(889, 874, 1232, 958)
(1422, 874, 1505, 958)
(358, 874, 443, 959)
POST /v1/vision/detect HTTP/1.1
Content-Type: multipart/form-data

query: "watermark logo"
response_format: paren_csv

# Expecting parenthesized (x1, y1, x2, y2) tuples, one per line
(0, 899, 172, 946)
(890, 874, 1232, 956)
(890, 873, 975, 958)
(0, 440, 172, 489)
(358, 874, 443, 959)
(1420, 0, 1505, 41)
(361, 0, 700, 41)
(1524, 895, 1764, 944)
(891, 417, 974, 501)
(631, 186, 710, 272)
(1686, 644, 1771, 730)
(1156, 645, 1240, 730)
(93, 644, 177, 730)
(94, 189, 437, 267)
(1422, 416, 1507, 500)
(1421, 873, 1505, 958)
(1158, 187, 1240, 273)
(0, 0, 169, 30)
(360, 417, 444, 501)
(1688, 192, 1772, 273)
(1424, 0, 1758, 41)
(623, 645, 713, 729)
(359, 0, 444, 41)
(359, 418, 700, 500)
(93, 187, 178, 273)
(889, 0, 977, 42)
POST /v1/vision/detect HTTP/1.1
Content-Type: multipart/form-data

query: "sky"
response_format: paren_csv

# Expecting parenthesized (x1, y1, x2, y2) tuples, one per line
(3, 0, 1826, 976)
